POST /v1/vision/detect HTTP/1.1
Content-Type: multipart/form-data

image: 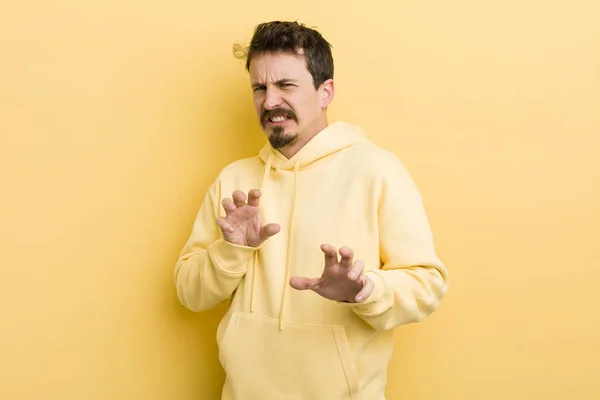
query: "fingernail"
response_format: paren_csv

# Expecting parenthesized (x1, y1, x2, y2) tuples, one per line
(348, 273, 356, 279)
(356, 295, 363, 302)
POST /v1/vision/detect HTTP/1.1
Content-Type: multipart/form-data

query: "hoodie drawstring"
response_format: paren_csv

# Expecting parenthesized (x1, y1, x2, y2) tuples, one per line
(278, 160, 299, 330)
(247, 123, 366, 329)
(249, 153, 273, 313)
(248, 152, 299, 331)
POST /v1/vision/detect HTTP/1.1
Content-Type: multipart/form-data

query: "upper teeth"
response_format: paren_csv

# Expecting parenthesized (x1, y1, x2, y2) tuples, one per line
(271, 116, 286, 122)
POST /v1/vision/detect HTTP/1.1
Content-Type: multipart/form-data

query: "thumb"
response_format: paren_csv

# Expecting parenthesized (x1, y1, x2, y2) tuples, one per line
(289, 277, 319, 290)
(259, 223, 280, 242)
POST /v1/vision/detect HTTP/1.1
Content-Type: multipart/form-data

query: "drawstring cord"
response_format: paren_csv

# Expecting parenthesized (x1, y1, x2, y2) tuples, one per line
(278, 160, 300, 330)
(248, 152, 299, 331)
(250, 251, 257, 313)
(249, 153, 273, 313)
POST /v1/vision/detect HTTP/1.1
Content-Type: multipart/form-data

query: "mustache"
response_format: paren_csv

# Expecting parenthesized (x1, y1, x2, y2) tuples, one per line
(261, 108, 298, 125)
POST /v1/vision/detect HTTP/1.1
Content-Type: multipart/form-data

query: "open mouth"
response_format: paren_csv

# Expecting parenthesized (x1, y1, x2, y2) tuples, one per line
(262, 109, 297, 127)
(267, 116, 292, 124)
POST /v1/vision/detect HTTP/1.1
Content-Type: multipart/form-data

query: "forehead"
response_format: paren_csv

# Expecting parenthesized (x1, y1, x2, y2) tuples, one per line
(249, 52, 311, 82)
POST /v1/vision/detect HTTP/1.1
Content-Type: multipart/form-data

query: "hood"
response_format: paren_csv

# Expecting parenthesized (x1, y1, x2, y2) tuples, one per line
(258, 121, 369, 171)
(251, 121, 369, 330)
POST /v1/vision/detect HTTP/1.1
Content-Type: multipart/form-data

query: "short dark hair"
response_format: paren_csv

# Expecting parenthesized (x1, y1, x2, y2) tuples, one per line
(234, 21, 334, 89)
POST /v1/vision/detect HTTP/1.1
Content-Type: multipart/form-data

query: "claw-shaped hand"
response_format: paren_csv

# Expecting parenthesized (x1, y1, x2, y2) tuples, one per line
(289, 244, 374, 303)
(216, 189, 280, 247)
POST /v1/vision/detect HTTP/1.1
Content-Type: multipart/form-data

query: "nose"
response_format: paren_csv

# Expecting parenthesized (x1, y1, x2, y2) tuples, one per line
(263, 87, 283, 110)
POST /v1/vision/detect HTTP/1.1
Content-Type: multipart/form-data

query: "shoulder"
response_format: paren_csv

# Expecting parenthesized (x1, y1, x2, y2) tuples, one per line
(200, 155, 263, 201)
(349, 140, 417, 189)
(216, 155, 263, 181)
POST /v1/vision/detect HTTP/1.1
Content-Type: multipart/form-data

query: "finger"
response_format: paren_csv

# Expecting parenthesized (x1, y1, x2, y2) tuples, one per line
(355, 275, 374, 303)
(339, 246, 354, 269)
(289, 276, 319, 290)
(222, 198, 236, 215)
(247, 189, 262, 207)
(216, 216, 234, 233)
(232, 190, 247, 208)
(259, 223, 280, 241)
(347, 260, 365, 281)
(320, 244, 339, 267)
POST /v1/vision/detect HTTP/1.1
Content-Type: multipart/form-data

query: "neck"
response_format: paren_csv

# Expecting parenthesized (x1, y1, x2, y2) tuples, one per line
(279, 117, 328, 159)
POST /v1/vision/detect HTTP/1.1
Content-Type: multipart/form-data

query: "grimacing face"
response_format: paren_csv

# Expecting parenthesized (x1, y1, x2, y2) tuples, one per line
(249, 52, 333, 151)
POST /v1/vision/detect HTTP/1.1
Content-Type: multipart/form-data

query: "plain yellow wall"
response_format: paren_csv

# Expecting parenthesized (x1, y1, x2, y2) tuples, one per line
(1, 1, 599, 399)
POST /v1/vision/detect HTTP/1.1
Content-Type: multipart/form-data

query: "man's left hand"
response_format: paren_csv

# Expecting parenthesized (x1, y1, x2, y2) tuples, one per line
(289, 244, 374, 303)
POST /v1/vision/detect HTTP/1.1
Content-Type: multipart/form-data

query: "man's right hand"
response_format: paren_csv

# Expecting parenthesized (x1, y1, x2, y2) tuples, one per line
(216, 189, 280, 247)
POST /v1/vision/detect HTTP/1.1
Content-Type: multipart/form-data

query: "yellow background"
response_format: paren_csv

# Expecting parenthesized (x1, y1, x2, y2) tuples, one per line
(1, 1, 599, 399)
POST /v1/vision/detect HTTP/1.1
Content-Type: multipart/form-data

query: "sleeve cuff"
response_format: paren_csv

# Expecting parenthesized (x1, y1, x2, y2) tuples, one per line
(358, 271, 387, 305)
(335, 270, 387, 308)
(207, 239, 256, 275)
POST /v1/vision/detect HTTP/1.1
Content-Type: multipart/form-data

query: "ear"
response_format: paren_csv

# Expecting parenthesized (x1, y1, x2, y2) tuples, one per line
(319, 79, 335, 109)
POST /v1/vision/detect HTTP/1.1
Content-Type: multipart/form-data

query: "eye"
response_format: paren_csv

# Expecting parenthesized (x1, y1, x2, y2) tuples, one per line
(253, 86, 266, 92)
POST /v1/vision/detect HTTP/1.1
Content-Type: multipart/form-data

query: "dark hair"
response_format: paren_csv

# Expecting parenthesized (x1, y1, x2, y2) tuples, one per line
(233, 21, 334, 89)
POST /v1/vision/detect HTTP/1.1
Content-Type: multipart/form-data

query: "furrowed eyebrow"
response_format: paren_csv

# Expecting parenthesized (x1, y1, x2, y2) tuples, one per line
(251, 79, 298, 88)
(275, 79, 297, 85)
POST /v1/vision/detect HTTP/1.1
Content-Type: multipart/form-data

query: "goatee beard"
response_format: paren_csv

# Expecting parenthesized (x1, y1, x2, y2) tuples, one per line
(268, 126, 298, 149)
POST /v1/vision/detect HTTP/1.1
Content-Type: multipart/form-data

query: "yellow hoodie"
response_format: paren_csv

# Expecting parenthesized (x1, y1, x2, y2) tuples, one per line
(174, 121, 449, 400)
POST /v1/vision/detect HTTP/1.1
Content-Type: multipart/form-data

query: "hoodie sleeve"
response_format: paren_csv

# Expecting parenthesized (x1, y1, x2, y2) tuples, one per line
(350, 158, 449, 330)
(174, 180, 256, 313)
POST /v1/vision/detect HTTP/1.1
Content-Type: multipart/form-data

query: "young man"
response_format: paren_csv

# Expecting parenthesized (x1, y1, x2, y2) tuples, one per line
(174, 21, 449, 400)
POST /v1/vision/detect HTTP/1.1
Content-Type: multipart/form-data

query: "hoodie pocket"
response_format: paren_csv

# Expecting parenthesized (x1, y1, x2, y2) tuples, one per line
(219, 312, 359, 400)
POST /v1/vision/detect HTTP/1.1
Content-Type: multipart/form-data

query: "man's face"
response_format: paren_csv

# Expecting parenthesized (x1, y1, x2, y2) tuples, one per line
(249, 52, 330, 150)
